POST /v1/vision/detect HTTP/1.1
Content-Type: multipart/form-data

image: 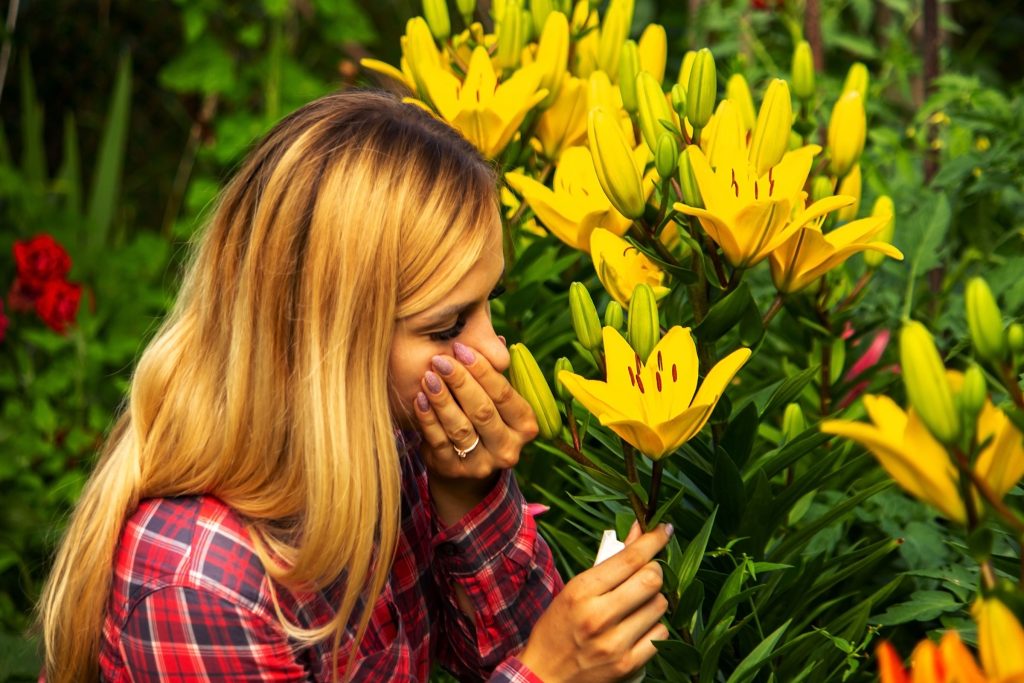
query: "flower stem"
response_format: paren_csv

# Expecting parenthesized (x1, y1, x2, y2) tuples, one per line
(998, 362, 1024, 410)
(953, 447, 1024, 537)
(554, 440, 601, 473)
(762, 295, 784, 327)
(837, 270, 874, 312)
(567, 404, 581, 452)
(645, 460, 665, 525)
(624, 444, 639, 484)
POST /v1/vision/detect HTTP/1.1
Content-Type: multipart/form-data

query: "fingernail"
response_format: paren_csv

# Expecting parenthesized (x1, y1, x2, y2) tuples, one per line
(453, 342, 475, 365)
(425, 371, 443, 394)
(431, 355, 454, 375)
(415, 392, 429, 412)
(664, 523, 674, 538)
(498, 335, 507, 346)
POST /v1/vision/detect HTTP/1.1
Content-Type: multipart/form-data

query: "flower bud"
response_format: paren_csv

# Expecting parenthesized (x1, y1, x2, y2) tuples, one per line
(842, 62, 869, 101)
(782, 402, 806, 443)
(677, 145, 703, 208)
(509, 343, 562, 439)
(587, 106, 646, 219)
(676, 50, 696, 88)
(670, 83, 686, 121)
(900, 320, 961, 445)
(655, 133, 679, 179)
(791, 40, 815, 101)
(637, 24, 667, 85)
(496, 0, 525, 69)
(627, 283, 660, 362)
(828, 91, 866, 178)
(685, 48, 716, 130)
(530, 0, 554, 37)
(535, 10, 570, 107)
(569, 282, 603, 351)
(864, 195, 895, 268)
(725, 73, 756, 134)
(811, 175, 833, 203)
(456, 0, 476, 25)
(1009, 323, 1024, 355)
(636, 70, 674, 151)
(618, 41, 641, 114)
(604, 301, 624, 330)
(405, 17, 441, 100)
(836, 163, 861, 223)
(596, 0, 634, 80)
(966, 277, 1008, 364)
(749, 78, 793, 177)
(553, 357, 574, 402)
(958, 363, 988, 429)
(423, 0, 452, 41)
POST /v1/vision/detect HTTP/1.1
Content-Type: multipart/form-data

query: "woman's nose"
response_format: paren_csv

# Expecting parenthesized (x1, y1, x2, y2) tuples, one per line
(462, 322, 510, 374)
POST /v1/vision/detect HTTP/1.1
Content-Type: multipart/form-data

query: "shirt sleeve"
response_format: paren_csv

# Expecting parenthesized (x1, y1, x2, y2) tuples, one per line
(120, 585, 309, 681)
(430, 468, 563, 683)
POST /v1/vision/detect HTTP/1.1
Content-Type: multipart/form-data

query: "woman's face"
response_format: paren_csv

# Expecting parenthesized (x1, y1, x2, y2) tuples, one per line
(389, 219, 509, 429)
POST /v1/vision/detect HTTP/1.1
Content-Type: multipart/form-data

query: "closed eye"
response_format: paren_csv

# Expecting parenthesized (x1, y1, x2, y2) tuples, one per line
(428, 283, 505, 342)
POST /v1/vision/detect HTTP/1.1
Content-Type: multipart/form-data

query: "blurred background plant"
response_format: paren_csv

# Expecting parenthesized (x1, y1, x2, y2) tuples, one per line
(1, 0, 1023, 680)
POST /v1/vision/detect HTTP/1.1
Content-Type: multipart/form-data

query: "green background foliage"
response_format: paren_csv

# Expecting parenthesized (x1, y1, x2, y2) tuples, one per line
(2, 0, 1023, 679)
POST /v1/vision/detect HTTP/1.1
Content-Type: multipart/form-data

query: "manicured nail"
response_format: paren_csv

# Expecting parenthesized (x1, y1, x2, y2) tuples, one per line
(664, 523, 674, 538)
(431, 355, 454, 375)
(498, 335, 507, 346)
(425, 371, 443, 394)
(453, 342, 475, 365)
(415, 392, 429, 412)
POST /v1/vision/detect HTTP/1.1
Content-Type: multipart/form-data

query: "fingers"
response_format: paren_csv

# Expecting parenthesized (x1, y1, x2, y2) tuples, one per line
(610, 584, 669, 647)
(583, 524, 673, 595)
(625, 520, 642, 544)
(603, 560, 664, 623)
(452, 342, 536, 430)
(624, 620, 670, 672)
(424, 355, 509, 452)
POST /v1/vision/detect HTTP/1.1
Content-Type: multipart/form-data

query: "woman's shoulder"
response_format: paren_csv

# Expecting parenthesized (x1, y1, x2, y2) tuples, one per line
(111, 495, 271, 619)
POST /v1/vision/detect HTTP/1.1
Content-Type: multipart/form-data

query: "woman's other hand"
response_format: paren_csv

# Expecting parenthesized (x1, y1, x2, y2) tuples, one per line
(517, 523, 672, 683)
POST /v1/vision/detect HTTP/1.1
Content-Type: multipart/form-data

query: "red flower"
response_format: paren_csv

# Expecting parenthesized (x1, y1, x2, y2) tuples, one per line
(13, 234, 71, 290)
(0, 299, 7, 343)
(35, 280, 82, 334)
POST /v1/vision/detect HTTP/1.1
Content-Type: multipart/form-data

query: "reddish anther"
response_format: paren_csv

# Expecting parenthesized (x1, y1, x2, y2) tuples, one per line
(657, 351, 663, 371)
(672, 364, 678, 382)
(628, 366, 636, 386)
(656, 372, 663, 392)
(636, 374, 645, 393)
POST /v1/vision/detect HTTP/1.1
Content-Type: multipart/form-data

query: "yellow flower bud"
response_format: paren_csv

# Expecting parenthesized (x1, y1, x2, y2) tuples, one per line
(670, 83, 686, 121)
(676, 50, 696, 88)
(782, 402, 806, 443)
(725, 73, 756, 134)
(655, 133, 679, 179)
(554, 357, 575, 402)
(791, 40, 815, 101)
(749, 78, 793, 177)
(836, 163, 861, 223)
(864, 195, 895, 268)
(530, 0, 554, 37)
(828, 91, 866, 178)
(958, 363, 987, 429)
(618, 40, 641, 114)
(587, 106, 646, 219)
(842, 62, 869, 101)
(496, 0, 525, 69)
(596, 0, 634, 80)
(536, 10, 570, 107)
(627, 283, 661, 362)
(811, 175, 833, 203)
(966, 277, 1008, 364)
(509, 343, 562, 439)
(456, 0, 477, 25)
(686, 48, 716, 130)
(900, 320, 961, 445)
(423, 0, 452, 41)
(637, 24, 667, 85)
(677, 144, 702, 208)
(636, 70, 674, 151)
(1009, 323, 1024, 354)
(405, 17, 441, 100)
(570, 282, 603, 351)
(604, 301, 625, 330)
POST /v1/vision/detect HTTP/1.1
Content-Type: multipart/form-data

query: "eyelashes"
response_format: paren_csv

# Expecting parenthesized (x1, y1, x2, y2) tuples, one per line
(429, 283, 506, 342)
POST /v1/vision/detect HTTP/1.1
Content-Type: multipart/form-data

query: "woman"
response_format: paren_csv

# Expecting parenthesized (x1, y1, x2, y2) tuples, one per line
(38, 90, 671, 682)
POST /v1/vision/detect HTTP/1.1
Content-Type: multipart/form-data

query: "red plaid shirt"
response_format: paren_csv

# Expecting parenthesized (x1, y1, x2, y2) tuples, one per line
(96, 434, 562, 681)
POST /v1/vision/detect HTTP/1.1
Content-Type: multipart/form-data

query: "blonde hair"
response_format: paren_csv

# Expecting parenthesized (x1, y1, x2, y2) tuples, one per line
(38, 90, 500, 681)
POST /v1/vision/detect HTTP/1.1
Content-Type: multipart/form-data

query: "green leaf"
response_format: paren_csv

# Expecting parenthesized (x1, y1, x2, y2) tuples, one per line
(674, 507, 717, 599)
(87, 51, 132, 249)
(713, 448, 745, 534)
(647, 482, 686, 528)
(873, 590, 961, 626)
(654, 639, 701, 675)
(724, 619, 792, 683)
(696, 282, 760, 343)
(58, 112, 83, 219)
(901, 192, 950, 319)
(159, 36, 237, 94)
(760, 365, 820, 418)
(19, 56, 46, 187)
(721, 402, 758, 470)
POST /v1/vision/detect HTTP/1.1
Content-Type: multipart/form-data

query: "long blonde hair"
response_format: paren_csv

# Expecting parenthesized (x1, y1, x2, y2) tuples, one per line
(38, 90, 500, 681)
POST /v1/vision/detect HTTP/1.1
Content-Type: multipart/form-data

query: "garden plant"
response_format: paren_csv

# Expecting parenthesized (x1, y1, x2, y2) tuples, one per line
(2, 0, 1024, 681)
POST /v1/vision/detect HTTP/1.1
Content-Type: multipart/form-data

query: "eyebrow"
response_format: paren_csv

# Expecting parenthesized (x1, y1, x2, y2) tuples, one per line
(415, 268, 505, 328)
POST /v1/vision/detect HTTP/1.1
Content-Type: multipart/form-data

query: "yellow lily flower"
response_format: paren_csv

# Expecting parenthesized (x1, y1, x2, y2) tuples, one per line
(673, 143, 851, 268)
(974, 399, 1024, 501)
(768, 213, 903, 294)
(422, 45, 548, 159)
(590, 228, 671, 307)
(504, 146, 633, 251)
(836, 163, 862, 222)
(533, 75, 589, 160)
(558, 326, 751, 459)
(975, 598, 1024, 681)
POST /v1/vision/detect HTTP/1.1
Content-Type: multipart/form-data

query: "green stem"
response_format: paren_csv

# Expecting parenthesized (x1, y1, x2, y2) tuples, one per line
(554, 440, 601, 472)
(998, 362, 1024, 410)
(762, 295, 784, 327)
(645, 460, 665, 525)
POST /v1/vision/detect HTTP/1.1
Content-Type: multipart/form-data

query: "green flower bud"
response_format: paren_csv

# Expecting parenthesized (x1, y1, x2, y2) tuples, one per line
(782, 402, 806, 443)
(596, 0, 633, 80)
(966, 277, 1008, 364)
(496, 0, 525, 69)
(569, 282, 602, 351)
(958, 363, 988, 430)
(588, 106, 646, 219)
(627, 283, 660, 362)
(618, 41, 641, 114)
(670, 83, 687, 121)
(811, 175, 833, 203)
(864, 195, 895, 268)
(791, 40, 815, 101)
(900, 320, 961, 445)
(636, 70, 675, 151)
(423, 0, 452, 41)
(655, 133, 679, 180)
(842, 62, 870, 101)
(604, 301, 625, 330)
(1009, 323, 1024, 355)
(677, 146, 702, 208)
(553, 357, 574, 402)
(456, 0, 476, 25)
(685, 48, 716, 130)
(509, 343, 562, 439)
(530, 0, 554, 37)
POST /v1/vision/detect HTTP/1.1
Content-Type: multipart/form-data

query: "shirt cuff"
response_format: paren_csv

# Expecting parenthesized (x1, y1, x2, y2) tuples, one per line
(490, 656, 545, 682)
(431, 468, 527, 576)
